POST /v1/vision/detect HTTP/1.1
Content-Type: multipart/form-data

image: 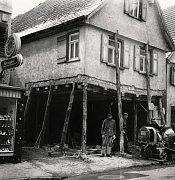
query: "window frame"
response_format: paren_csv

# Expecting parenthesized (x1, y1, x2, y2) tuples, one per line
(105, 35, 124, 68)
(68, 32, 79, 61)
(124, 0, 147, 21)
(129, 0, 141, 19)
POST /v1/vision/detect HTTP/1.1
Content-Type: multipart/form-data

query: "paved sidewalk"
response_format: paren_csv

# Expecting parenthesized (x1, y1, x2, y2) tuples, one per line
(0, 147, 159, 180)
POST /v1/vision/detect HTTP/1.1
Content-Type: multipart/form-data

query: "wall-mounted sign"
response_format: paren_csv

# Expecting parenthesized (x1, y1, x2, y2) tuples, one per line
(5, 33, 21, 58)
(1, 54, 23, 70)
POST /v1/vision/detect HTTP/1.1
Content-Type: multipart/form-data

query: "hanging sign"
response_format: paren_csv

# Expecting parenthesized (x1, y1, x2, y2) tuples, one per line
(5, 33, 21, 58)
(1, 54, 23, 70)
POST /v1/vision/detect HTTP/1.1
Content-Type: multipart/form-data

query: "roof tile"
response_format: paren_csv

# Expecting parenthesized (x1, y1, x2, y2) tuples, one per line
(12, 0, 104, 37)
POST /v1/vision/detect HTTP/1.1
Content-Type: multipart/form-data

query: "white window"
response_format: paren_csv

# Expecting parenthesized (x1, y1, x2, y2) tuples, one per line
(69, 32, 79, 60)
(139, 48, 146, 73)
(101, 34, 124, 67)
(124, 0, 147, 21)
(134, 46, 153, 74)
(130, 0, 140, 19)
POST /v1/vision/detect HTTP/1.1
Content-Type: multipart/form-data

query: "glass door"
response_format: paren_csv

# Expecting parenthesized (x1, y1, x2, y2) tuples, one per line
(0, 97, 17, 155)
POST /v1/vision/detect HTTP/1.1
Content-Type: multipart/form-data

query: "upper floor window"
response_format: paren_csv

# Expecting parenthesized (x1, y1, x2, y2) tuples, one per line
(101, 34, 129, 68)
(69, 32, 79, 60)
(57, 31, 79, 63)
(134, 46, 158, 75)
(170, 66, 175, 86)
(124, 0, 147, 21)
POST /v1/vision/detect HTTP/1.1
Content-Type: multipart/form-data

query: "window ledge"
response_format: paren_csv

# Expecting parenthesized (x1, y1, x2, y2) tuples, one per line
(57, 58, 80, 64)
(139, 71, 146, 75)
(106, 63, 126, 70)
(124, 12, 145, 22)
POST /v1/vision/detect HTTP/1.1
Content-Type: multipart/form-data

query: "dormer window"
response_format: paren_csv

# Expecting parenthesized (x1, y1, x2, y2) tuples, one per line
(124, 0, 147, 21)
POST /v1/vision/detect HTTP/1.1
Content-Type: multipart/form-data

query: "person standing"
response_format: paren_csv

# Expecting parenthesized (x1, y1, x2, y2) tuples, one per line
(101, 114, 116, 157)
(123, 113, 131, 154)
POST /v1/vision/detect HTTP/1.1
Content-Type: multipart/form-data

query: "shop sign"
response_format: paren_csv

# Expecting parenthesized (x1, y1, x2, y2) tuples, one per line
(1, 54, 23, 70)
(5, 33, 21, 58)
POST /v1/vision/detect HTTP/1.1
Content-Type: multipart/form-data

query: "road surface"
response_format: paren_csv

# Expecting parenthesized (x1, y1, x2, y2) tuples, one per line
(65, 163, 175, 180)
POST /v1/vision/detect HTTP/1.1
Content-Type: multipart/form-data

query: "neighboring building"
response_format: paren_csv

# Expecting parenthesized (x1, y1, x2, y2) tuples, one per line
(163, 5, 175, 128)
(12, 0, 174, 148)
(0, 0, 25, 163)
(0, 0, 12, 57)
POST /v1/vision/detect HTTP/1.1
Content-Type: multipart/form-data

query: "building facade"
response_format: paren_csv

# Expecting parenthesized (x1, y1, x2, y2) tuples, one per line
(12, 0, 174, 148)
(163, 5, 175, 128)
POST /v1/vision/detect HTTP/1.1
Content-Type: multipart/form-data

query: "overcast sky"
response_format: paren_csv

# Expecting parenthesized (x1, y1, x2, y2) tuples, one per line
(12, 0, 175, 18)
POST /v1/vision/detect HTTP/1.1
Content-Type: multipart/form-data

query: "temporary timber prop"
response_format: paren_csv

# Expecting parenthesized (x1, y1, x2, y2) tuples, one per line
(24, 82, 34, 123)
(81, 82, 87, 154)
(34, 80, 54, 148)
(115, 31, 124, 154)
(133, 101, 138, 144)
(145, 41, 152, 124)
(159, 97, 165, 126)
(60, 81, 76, 151)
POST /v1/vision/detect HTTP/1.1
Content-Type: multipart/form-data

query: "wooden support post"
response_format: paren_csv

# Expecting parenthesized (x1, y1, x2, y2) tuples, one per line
(159, 97, 165, 126)
(60, 82, 76, 151)
(24, 83, 34, 123)
(34, 80, 54, 148)
(133, 101, 138, 144)
(81, 82, 87, 154)
(145, 41, 152, 124)
(115, 31, 124, 154)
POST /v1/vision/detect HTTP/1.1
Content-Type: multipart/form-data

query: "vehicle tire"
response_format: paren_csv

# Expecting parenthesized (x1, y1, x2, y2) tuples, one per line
(159, 150, 167, 161)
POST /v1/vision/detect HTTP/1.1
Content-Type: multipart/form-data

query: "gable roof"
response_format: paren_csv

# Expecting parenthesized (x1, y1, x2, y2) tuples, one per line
(12, 0, 105, 37)
(163, 5, 175, 43)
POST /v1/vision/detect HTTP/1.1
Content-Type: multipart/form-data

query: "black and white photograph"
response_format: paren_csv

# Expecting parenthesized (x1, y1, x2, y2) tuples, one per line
(1, 0, 175, 179)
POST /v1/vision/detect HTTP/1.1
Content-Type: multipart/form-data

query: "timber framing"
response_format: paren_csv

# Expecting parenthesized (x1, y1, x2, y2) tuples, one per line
(25, 74, 165, 99)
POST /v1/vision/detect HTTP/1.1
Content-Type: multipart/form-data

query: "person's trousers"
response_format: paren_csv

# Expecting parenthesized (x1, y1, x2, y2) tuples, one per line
(101, 135, 113, 155)
(124, 132, 129, 152)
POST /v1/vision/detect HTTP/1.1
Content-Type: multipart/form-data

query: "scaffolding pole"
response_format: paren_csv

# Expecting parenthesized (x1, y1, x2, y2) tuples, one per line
(60, 82, 76, 151)
(115, 30, 124, 154)
(145, 41, 152, 124)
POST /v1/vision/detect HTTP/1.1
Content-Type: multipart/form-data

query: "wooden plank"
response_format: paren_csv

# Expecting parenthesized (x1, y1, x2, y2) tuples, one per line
(115, 30, 124, 154)
(145, 42, 152, 124)
(81, 82, 87, 154)
(24, 82, 34, 123)
(159, 97, 166, 126)
(133, 101, 138, 144)
(34, 80, 54, 148)
(60, 82, 76, 151)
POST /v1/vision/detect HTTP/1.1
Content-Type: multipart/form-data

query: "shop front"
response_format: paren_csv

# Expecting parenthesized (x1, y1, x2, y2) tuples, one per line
(0, 85, 25, 163)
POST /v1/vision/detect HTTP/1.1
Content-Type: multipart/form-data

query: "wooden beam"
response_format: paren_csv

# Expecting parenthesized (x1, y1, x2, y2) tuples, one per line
(115, 31, 124, 154)
(159, 97, 166, 126)
(34, 80, 54, 148)
(60, 82, 76, 151)
(133, 101, 138, 144)
(24, 83, 34, 123)
(81, 83, 87, 154)
(145, 42, 152, 124)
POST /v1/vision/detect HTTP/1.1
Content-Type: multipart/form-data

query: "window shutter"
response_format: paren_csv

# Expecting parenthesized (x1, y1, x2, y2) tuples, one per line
(130, 45, 134, 65)
(123, 44, 130, 68)
(134, 45, 140, 71)
(124, 0, 130, 14)
(142, 0, 147, 21)
(57, 35, 67, 63)
(152, 51, 158, 75)
(101, 34, 108, 63)
(170, 66, 175, 85)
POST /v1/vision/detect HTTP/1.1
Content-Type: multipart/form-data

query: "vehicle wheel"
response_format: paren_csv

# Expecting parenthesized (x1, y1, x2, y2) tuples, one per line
(159, 150, 167, 161)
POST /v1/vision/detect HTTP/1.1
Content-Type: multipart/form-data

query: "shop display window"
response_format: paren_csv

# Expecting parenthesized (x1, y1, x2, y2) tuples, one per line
(0, 97, 17, 154)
